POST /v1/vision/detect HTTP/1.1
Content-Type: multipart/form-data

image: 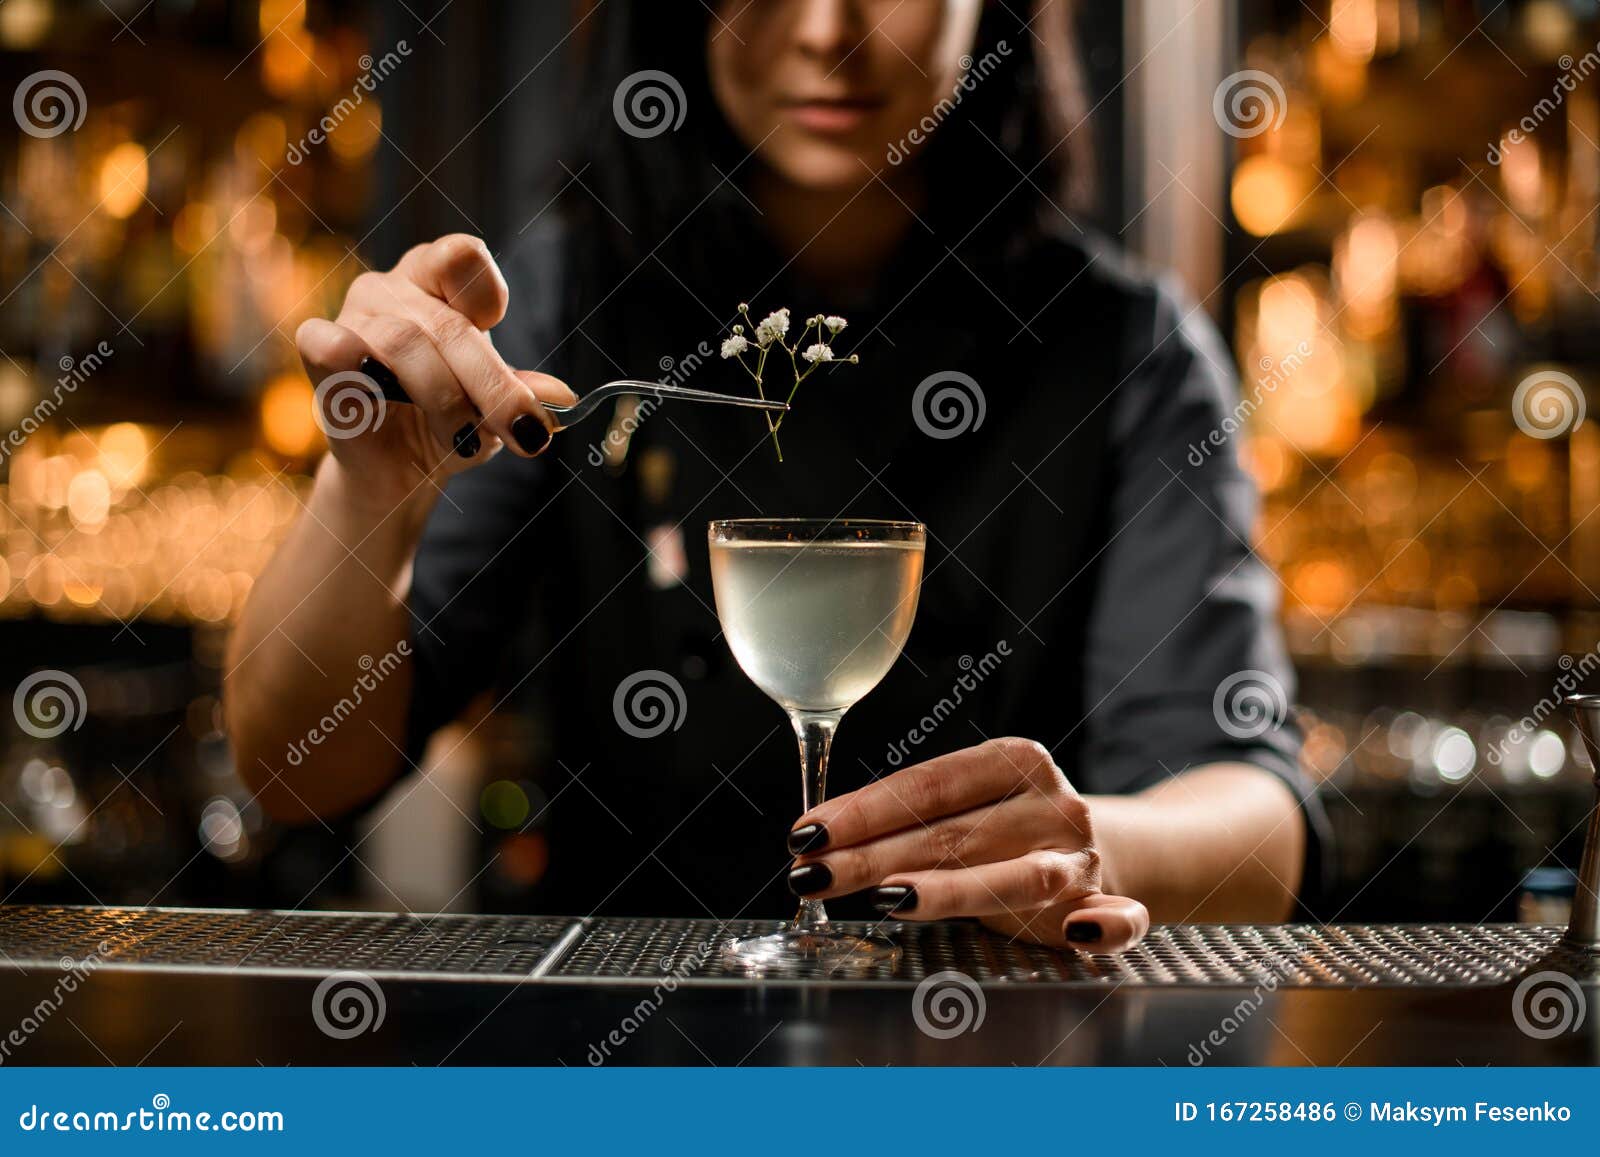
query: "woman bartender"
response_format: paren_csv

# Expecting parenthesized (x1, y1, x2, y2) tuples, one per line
(226, 1, 1323, 953)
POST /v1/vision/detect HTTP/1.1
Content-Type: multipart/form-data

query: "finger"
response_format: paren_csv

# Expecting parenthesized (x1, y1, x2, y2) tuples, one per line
(513, 368, 579, 408)
(871, 849, 1100, 927)
(395, 290, 559, 456)
(296, 317, 368, 383)
(790, 737, 1068, 854)
(341, 312, 491, 460)
(397, 234, 509, 329)
(342, 265, 567, 457)
(790, 795, 1071, 898)
(345, 276, 556, 457)
(1060, 893, 1150, 954)
(297, 317, 464, 453)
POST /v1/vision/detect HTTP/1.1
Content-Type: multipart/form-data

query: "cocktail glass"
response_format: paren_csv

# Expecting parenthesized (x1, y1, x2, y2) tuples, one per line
(708, 518, 926, 968)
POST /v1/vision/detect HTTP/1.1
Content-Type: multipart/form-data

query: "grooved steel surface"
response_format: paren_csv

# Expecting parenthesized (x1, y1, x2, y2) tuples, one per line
(0, 905, 575, 980)
(0, 905, 1576, 987)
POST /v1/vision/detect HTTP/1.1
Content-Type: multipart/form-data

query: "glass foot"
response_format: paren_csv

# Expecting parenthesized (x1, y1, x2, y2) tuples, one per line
(721, 927, 901, 972)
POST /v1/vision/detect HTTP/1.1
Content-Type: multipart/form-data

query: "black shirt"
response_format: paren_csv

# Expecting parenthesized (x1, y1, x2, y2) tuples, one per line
(404, 219, 1326, 920)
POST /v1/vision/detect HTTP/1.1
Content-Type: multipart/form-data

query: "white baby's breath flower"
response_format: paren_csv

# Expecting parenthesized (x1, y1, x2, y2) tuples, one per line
(720, 299, 857, 462)
(755, 308, 790, 346)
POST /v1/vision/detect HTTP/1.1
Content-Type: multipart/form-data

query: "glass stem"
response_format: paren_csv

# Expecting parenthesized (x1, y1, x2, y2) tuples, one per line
(790, 709, 841, 932)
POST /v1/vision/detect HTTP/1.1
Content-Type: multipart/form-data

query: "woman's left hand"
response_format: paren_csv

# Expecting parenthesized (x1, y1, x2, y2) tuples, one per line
(786, 737, 1150, 952)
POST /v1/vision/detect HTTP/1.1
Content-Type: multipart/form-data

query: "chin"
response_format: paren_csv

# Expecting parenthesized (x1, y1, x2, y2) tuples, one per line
(764, 138, 881, 191)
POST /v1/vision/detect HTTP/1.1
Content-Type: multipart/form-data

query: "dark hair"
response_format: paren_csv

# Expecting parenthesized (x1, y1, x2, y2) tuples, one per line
(557, 1, 1091, 299)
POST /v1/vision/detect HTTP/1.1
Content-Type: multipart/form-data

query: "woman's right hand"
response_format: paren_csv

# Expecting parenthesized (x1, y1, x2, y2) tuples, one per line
(295, 234, 577, 511)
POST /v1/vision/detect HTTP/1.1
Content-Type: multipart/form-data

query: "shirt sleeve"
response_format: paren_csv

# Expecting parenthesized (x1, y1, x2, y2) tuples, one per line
(403, 226, 566, 751)
(404, 449, 552, 749)
(1080, 277, 1329, 903)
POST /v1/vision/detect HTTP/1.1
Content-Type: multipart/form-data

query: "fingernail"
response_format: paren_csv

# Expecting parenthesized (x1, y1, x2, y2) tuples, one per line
(358, 356, 401, 396)
(868, 885, 917, 913)
(1066, 921, 1102, 944)
(452, 423, 481, 459)
(787, 862, 832, 896)
(786, 823, 828, 855)
(511, 413, 551, 456)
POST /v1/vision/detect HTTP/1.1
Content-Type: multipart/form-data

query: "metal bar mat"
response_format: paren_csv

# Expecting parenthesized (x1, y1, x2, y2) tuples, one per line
(0, 906, 1572, 987)
(559, 917, 1568, 986)
(0, 906, 574, 980)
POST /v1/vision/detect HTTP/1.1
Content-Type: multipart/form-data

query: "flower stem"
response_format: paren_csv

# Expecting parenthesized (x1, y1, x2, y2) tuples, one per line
(724, 309, 852, 464)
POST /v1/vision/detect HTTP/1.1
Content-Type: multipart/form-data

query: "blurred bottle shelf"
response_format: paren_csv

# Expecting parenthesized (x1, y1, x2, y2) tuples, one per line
(1, 0, 377, 436)
(0, 424, 309, 625)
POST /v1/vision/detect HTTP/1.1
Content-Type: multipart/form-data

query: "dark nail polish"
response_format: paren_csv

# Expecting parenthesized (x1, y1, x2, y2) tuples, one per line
(787, 823, 828, 855)
(511, 414, 551, 456)
(358, 356, 402, 398)
(868, 885, 917, 914)
(1066, 921, 1102, 944)
(452, 423, 481, 459)
(787, 862, 832, 896)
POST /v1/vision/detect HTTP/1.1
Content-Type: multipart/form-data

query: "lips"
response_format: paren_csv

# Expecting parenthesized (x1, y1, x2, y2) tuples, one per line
(779, 95, 885, 134)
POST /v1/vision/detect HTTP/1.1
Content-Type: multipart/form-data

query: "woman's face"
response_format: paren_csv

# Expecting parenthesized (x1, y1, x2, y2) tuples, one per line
(708, 0, 984, 189)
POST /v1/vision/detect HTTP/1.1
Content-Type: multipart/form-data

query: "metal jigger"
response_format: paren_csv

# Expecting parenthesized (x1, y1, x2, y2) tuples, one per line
(1561, 695, 1600, 950)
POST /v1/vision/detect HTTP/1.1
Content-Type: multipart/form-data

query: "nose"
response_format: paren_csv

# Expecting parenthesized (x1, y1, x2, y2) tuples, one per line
(791, 0, 857, 61)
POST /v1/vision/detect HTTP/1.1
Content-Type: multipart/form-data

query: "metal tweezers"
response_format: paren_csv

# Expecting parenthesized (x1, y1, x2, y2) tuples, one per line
(358, 357, 787, 432)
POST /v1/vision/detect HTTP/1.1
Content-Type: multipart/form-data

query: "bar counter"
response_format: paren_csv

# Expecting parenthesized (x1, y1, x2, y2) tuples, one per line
(1, 906, 1596, 1066)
